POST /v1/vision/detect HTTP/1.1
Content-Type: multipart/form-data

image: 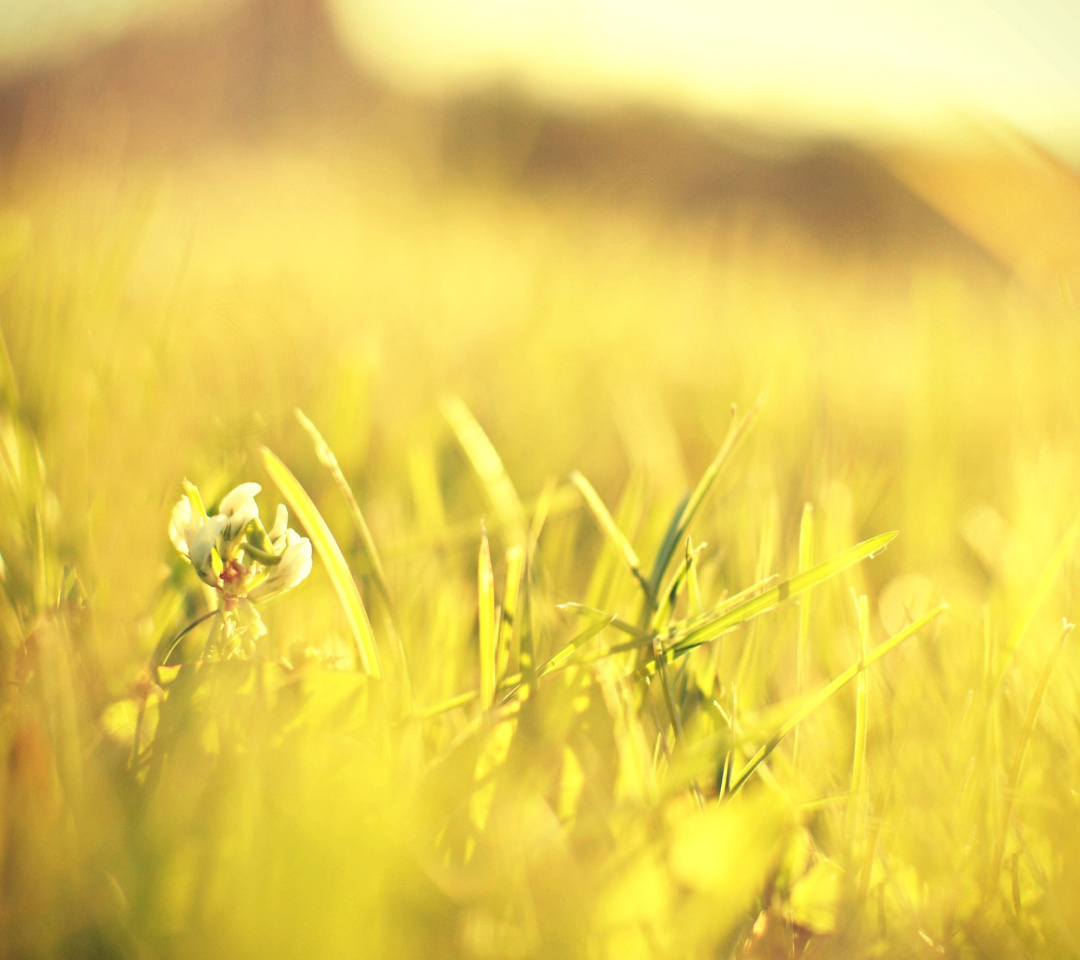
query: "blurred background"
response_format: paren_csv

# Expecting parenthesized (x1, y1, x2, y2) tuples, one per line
(2, 0, 1079, 653)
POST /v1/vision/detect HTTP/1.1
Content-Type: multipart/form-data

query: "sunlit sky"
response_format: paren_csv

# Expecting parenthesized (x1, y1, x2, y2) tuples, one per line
(3, 0, 1080, 159)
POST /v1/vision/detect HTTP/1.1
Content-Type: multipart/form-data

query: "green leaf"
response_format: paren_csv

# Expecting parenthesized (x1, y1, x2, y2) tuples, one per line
(571, 471, 651, 598)
(261, 446, 382, 677)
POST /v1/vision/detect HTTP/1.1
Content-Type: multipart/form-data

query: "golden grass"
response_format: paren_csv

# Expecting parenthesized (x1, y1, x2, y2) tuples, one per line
(2, 120, 1080, 958)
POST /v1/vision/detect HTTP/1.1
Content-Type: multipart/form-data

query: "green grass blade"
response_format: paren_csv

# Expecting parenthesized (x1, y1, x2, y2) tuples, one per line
(571, 471, 651, 599)
(407, 689, 480, 723)
(527, 476, 559, 559)
(648, 394, 764, 595)
(478, 526, 497, 709)
(996, 512, 1080, 682)
(847, 592, 870, 836)
(442, 396, 526, 547)
(651, 538, 706, 632)
(793, 502, 814, 773)
(498, 545, 524, 682)
(988, 618, 1074, 894)
(728, 602, 948, 794)
(647, 492, 690, 600)
(671, 531, 899, 657)
(261, 446, 382, 677)
(557, 602, 649, 640)
(294, 409, 391, 607)
(538, 614, 617, 678)
(294, 408, 413, 704)
(796, 502, 814, 696)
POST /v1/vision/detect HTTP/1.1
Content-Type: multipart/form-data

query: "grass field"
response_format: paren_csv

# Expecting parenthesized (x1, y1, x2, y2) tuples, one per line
(2, 105, 1080, 959)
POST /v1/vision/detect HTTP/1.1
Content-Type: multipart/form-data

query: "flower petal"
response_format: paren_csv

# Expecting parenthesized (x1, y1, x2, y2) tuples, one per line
(248, 531, 312, 602)
(268, 503, 289, 545)
(223, 498, 260, 541)
(218, 482, 262, 517)
(189, 514, 228, 586)
(168, 496, 196, 556)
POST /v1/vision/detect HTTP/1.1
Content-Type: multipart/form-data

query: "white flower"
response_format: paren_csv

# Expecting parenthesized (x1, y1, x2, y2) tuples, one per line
(168, 480, 312, 604)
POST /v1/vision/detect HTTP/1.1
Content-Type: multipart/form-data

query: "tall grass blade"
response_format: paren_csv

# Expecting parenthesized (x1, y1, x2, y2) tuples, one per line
(527, 476, 560, 560)
(686, 537, 704, 619)
(442, 396, 526, 547)
(295, 409, 413, 702)
(793, 502, 814, 773)
(498, 545, 524, 681)
(648, 394, 764, 596)
(261, 446, 382, 677)
(294, 409, 391, 608)
(728, 602, 948, 794)
(987, 618, 1073, 895)
(649, 492, 690, 606)
(997, 513, 1080, 682)
(571, 471, 651, 599)
(477, 526, 497, 709)
(652, 537, 705, 632)
(847, 592, 870, 837)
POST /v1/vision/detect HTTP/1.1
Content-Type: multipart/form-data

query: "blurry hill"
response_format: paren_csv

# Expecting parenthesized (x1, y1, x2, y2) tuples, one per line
(5, 0, 1076, 293)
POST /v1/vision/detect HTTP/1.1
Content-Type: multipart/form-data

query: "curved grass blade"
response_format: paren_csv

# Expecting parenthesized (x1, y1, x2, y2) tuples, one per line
(728, 602, 948, 795)
(478, 526, 497, 709)
(442, 396, 526, 547)
(498, 545, 524, 681)
(648, 395, 764, 596)
(262, 446, 382, 677)
(294, 409, 391, 610)
(571, 471, 651, 599)
(527, 476, 559, 560)
(295, 409, 413, 703)
(538, 613, 617, 678)
(649, 493, 690, 603)
(154, 609, 219, 669)
(557, 602, 649, 640)
(671, 531, 899, 657)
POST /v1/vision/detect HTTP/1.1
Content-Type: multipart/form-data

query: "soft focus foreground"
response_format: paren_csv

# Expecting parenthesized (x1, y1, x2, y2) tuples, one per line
(3, 5, 1080, 960)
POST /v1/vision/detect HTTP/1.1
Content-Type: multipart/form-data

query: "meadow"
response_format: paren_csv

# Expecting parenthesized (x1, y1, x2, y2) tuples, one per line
(2, 101, 1080, 959)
